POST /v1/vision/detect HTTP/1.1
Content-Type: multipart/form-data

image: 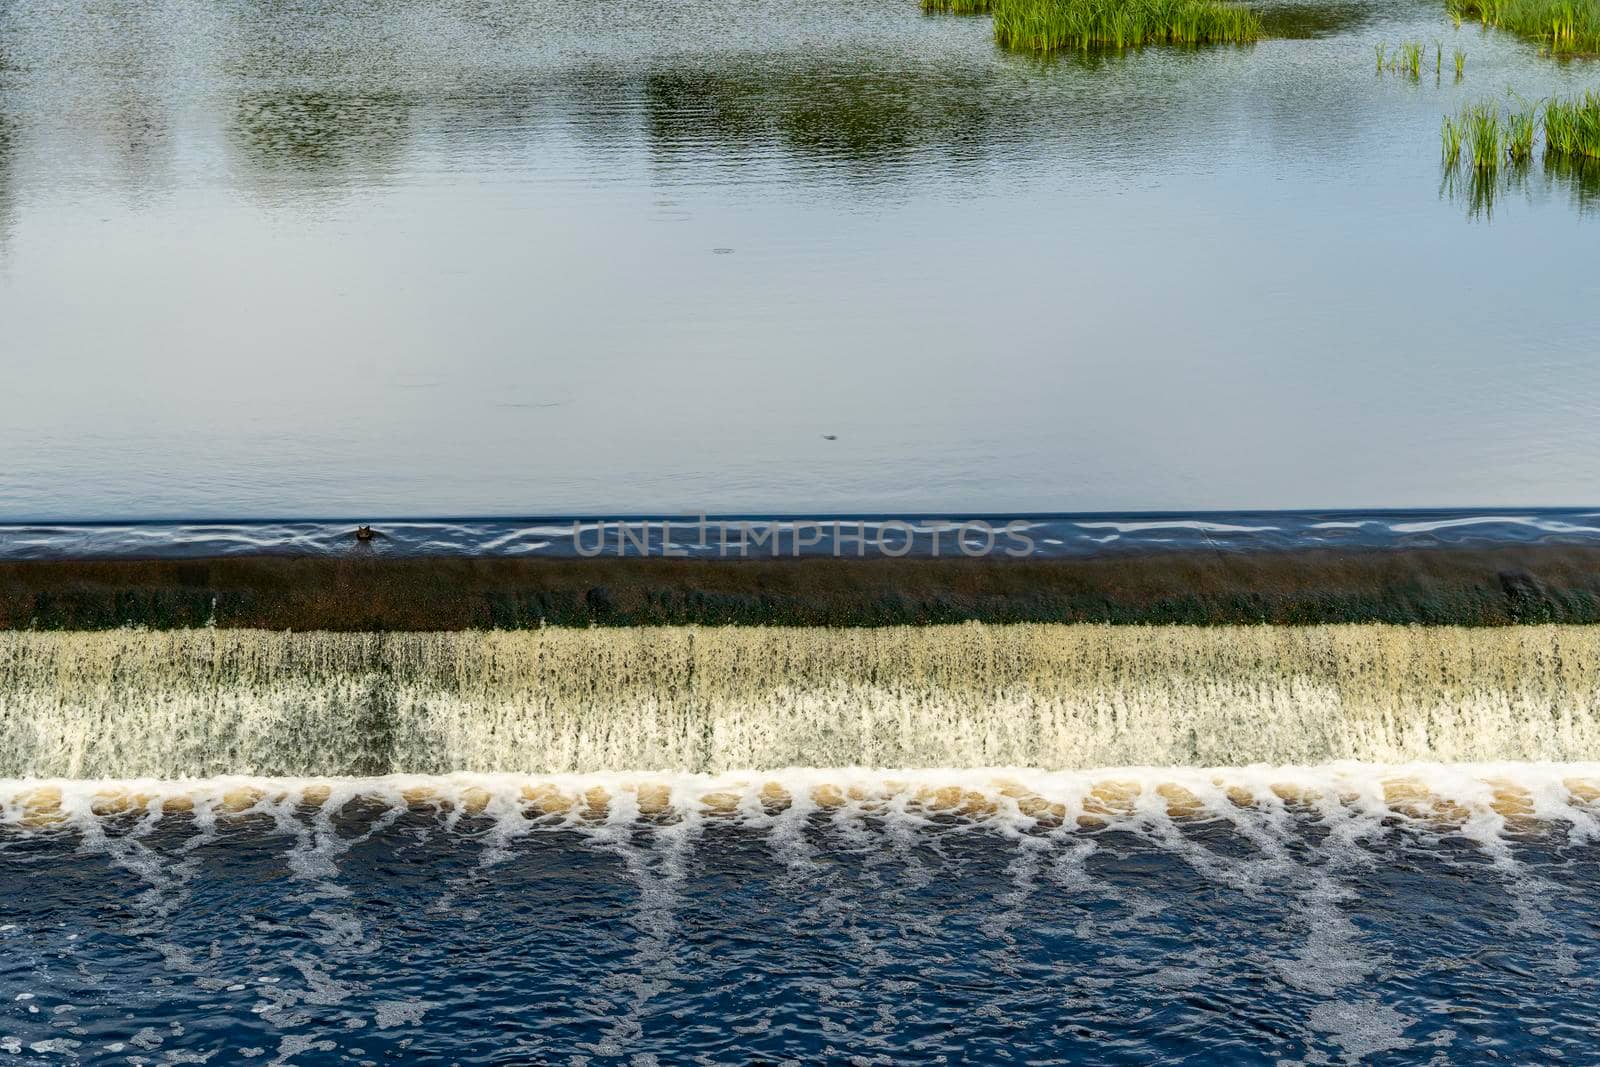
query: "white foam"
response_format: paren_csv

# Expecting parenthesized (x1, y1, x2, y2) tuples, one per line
(1386, 515, 1600, 535)
(3, 762, 1596, 835)
(6, 626, 1600, 778)
(1073, 520, 1280, 533)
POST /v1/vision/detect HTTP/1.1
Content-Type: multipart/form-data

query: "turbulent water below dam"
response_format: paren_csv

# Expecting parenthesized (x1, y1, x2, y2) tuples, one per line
(5, 765, 1600, 1064)
(7, 623, 1600, 1062)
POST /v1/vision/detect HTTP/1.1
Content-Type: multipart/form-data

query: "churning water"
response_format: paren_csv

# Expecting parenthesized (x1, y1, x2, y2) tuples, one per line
(4, 765, 1600, 1063)
(6, 624, 1600, 1061)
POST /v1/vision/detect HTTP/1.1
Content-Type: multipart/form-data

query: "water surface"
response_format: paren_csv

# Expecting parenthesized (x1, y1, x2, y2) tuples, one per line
(2, 768, 1598, 1064)
(3, 507, 1599, 559)
(2, 0, 1597, 518)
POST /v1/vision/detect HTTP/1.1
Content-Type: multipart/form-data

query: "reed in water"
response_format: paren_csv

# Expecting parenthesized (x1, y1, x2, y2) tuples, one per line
(923, 0, 994, 13)
(1544, 90, 1600, 158)
(1445, 0, 1600, 53)
(988, 0, 1261, 50)
(1442, 93, 1600, 169)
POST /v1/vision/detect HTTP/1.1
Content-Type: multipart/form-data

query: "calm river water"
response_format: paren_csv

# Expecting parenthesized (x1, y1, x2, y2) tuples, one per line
(2, 0, 1596, 516)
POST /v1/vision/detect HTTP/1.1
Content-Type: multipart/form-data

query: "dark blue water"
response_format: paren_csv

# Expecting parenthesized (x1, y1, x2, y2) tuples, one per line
(3, 777, 1598, 1064)
(4, 507, 1600, 560)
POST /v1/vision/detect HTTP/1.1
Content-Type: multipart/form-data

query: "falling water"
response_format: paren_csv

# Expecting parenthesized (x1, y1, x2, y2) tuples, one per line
(3, 624, 1599, 777)
(7, 624, 1600, 1059)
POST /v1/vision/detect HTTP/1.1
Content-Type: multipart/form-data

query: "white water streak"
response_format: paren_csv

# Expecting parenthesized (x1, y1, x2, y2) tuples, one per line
(5, 625, 1600, 777)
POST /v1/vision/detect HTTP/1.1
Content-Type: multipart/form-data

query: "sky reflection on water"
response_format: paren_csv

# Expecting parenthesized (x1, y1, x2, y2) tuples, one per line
(1, 0, 1597, 518)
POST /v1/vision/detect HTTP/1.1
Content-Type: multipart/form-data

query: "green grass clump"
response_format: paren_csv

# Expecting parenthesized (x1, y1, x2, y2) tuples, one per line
(1444, 99, 1600, 218)
(1444, 0, 1600, 53)
(1454, 48, 1467, 76)
(1505, 106, 1539, 161)
(923, 0, 993, 12)
(1443, 93, 1600, 179)
(1376, 40, 1426, 76)
(1442, 114, 1465, 161)
(1544, 91, 1600, 158)
(990, 0, 1261, 51)
(1402, 40, 1424, 74)
(1462, 102, 1504, 167)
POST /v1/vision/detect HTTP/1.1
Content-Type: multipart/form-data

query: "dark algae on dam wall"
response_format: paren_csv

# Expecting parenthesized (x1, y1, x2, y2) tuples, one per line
(6, 546, 1600, 631)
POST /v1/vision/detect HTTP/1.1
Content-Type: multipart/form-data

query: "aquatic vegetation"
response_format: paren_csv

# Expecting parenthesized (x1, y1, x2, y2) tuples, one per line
(1442, 114, 1464, 161)
(1505, 105, 1538, 161)
(1401, 40, 1424, 74)
(922, 0, 993, 12)
(1461, 102, 1504, 167)
(1375, 40, 1426, 76)
(1454, 47, 1467, 76)
(989, 0, 1261, 51)
(1444, 93, 1600, 168)
(1544, 90, 1600, 158)
(1442, 94, 1600, 218)
(924, 0, 1261, 46)
(1444, 0, 1600, 54)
